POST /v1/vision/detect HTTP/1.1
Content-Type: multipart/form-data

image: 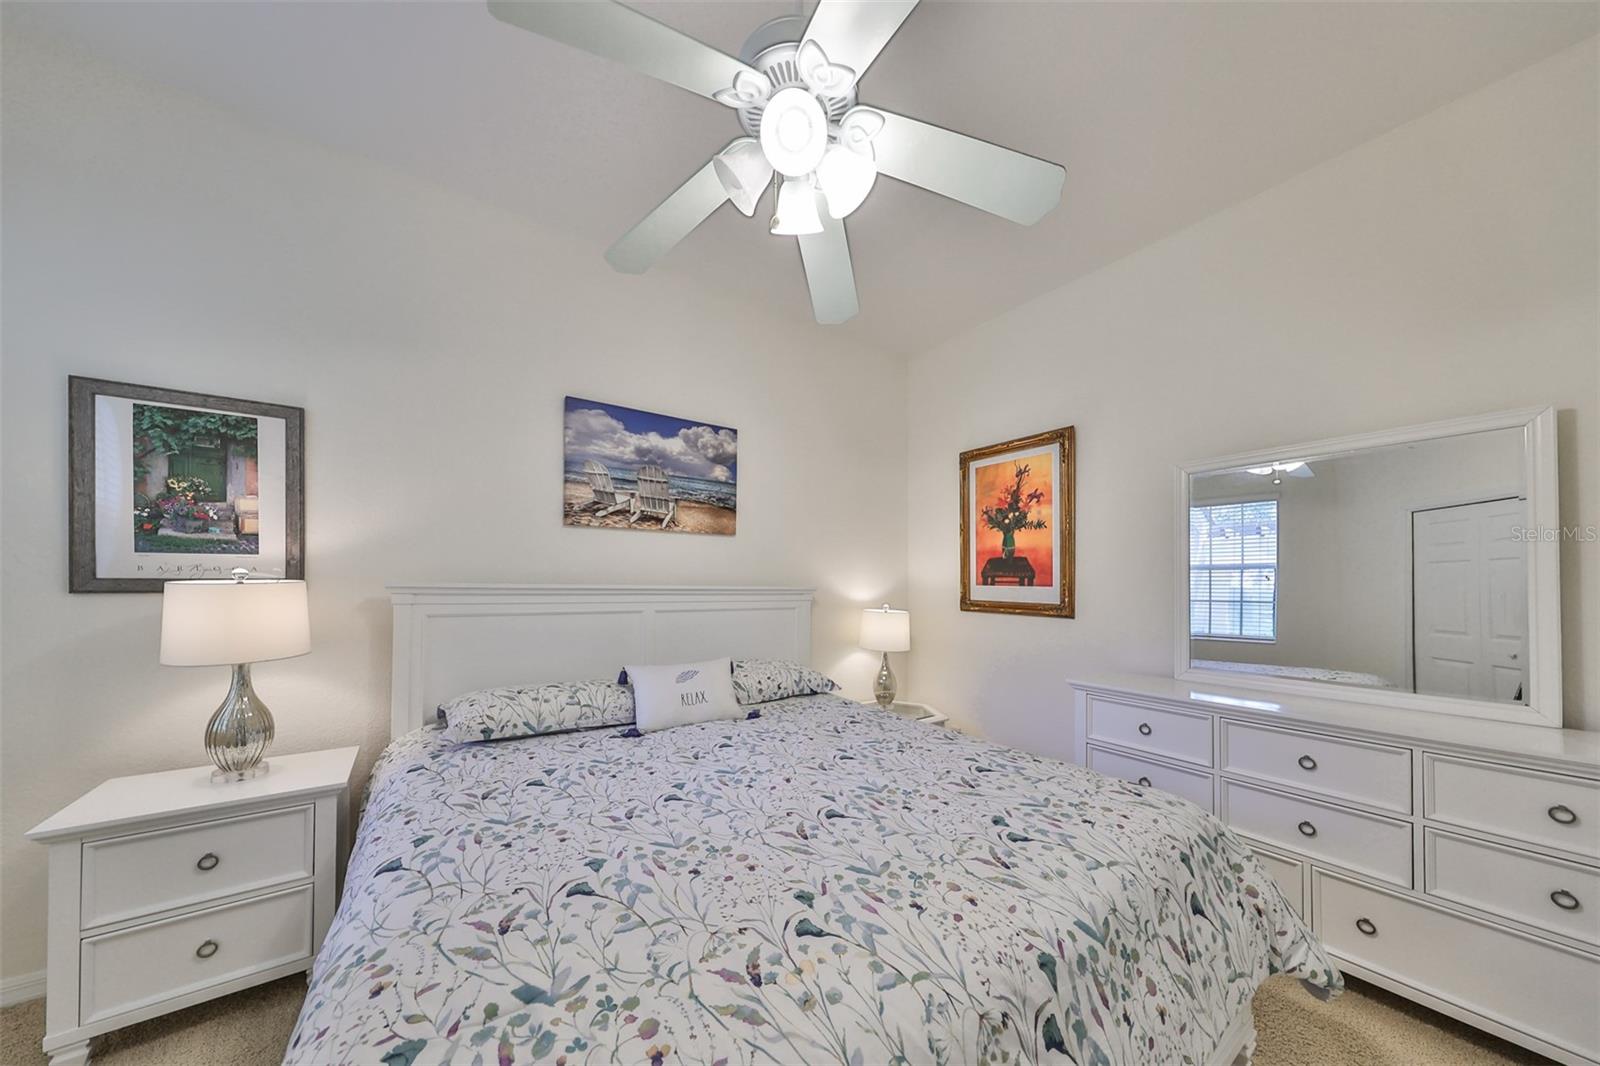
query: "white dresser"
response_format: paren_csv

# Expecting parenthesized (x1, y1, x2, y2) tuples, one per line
(27, 748, 359, 1066)
(1072, 674, 1600, 1066)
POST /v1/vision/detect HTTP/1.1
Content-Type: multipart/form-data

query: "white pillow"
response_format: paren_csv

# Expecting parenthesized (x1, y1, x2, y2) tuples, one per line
(626, 657, 741, 733)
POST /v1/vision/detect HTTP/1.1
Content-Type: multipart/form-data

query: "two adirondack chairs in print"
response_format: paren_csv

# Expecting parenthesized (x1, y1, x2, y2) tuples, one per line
(580, 460, 677, 528)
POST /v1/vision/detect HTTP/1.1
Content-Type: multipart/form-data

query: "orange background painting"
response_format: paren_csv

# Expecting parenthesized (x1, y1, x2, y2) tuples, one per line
(972, 449, 1054, 586)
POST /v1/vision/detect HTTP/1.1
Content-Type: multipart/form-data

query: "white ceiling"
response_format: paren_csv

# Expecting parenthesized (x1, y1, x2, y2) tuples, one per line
(8, 1, 1597, 353)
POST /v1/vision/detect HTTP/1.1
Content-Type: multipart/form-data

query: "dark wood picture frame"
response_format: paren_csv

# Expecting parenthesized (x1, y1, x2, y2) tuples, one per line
(959, 426, 1075, 617)
(68, 376, 305, 592)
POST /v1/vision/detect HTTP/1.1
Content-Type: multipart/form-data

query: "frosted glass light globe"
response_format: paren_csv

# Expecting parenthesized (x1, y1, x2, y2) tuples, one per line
(769, 177, 823, 236)
(817, 144, 877, 219)
(759, 87, 828, 178)
(713, 138, 772, 217)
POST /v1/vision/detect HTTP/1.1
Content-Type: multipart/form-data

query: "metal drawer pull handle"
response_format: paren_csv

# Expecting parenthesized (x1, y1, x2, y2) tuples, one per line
(1551, 890, 1580, 911)
(196, 852, 220, 872)
(1355, 918, 1377, 936)
(1548, 805, 1578, 825)
(1137, 723, 1152, 736)
(1297, 755, 1317, 771)
(1297, 821, 1317, 838)
(195, 939, 219, 959)
(1137, 777, 1152, 787)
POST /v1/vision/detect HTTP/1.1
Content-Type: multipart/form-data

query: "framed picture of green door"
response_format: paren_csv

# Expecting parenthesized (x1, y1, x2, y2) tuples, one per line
(68, 377, 305, 592)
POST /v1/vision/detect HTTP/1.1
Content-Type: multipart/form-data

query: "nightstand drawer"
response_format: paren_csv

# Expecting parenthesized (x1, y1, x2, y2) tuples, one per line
(79, 883, 313, 1025)
(81, 805, 314, 928)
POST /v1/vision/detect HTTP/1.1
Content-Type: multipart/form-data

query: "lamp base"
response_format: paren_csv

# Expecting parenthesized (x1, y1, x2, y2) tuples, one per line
(205, 663, 275, 782)
(873, 652, 897, 708)
(211, 760, 270, 784)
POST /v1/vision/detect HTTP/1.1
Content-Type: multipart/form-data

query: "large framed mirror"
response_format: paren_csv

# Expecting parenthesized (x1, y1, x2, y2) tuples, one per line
(1175, 407, 1562, 728)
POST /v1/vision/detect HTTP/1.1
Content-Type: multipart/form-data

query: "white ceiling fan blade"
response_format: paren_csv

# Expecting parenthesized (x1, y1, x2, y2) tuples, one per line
(487, 0, 759, 103)
(801, 0, 919, 83)
(871, 110, 1064, 225)
(796, 211, 858, 325)
(604, 161, 728, 274)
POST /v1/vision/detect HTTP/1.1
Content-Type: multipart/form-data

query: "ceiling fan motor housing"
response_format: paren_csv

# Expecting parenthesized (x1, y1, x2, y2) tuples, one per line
(735, 18, 857, 138)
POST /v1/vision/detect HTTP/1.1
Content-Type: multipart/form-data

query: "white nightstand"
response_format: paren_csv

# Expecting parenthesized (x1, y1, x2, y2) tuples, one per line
(865, 700, 949, 727)
(26, 747, 358, 1066)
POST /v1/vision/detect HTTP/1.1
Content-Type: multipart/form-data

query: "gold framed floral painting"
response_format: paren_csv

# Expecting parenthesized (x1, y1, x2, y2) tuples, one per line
(959, 427, 1075, 617)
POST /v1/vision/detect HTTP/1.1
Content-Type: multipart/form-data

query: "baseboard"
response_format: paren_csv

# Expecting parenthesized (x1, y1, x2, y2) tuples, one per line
(0, 970, 46, 1007)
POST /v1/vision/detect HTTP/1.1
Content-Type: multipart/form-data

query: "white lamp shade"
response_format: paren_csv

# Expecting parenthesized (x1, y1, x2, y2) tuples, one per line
(860, 605, 910, 653)
(817, 145, 877, 219)
(160, 579, 311, 666)
(770, 177, 824, 236)
(713, 137, 772, 217)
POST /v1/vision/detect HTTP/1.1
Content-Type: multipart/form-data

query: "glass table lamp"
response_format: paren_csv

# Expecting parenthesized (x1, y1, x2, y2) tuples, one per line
(160, 569, 310, 781)
(860, 604, 911, 708)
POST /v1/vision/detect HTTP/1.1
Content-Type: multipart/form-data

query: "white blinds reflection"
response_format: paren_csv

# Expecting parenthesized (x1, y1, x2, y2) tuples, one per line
(1190, 500, 1278, 640)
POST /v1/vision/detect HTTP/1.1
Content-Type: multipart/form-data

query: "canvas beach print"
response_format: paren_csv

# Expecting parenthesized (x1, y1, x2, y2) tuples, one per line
(563, 396, 736, 535)
(69, 377, 305, 592)
(959, 426, 1075, 617)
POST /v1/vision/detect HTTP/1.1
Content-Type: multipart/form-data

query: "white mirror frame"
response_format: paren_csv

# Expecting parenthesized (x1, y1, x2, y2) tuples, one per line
(1174, 406, 1563, 729)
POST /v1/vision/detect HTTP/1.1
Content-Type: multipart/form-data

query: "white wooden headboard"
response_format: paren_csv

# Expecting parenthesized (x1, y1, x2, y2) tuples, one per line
(387, 584, 815, 736)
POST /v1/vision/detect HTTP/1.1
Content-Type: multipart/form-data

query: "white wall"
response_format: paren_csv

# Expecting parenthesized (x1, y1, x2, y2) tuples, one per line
(904, 38, 1599, 759)
(0, 32, 907, 982)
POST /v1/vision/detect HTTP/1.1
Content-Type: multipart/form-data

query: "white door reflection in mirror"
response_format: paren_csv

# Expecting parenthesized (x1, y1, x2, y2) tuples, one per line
(1412, 499, 1529, 703)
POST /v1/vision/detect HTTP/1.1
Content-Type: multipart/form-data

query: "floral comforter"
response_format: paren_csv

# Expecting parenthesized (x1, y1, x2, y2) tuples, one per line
(287, 695, 1339, 1066)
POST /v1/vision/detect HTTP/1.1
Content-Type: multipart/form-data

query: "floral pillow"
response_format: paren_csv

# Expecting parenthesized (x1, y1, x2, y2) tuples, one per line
(731, 658, 840, 706)
(438, 680, 634, 744)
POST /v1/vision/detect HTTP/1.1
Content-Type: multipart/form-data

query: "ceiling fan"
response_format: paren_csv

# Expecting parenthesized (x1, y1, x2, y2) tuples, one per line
(1246, 461, 1315, 484)
(487, 0, 1065, 325)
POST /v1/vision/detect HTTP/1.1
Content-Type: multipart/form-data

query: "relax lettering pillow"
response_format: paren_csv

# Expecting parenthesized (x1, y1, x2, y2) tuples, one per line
(626, 657, 741, 733)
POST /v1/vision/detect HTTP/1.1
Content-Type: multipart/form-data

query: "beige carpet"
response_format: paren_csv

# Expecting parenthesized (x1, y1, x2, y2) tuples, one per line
(1, 974, 1546, 1065)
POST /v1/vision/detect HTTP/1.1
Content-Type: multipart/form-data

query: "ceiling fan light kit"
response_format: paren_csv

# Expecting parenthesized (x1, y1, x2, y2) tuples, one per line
(759, 86, 830, 177)
(487, 0, 1065, 324)
(770, 176, 824, 236)
(816, 144, 876, 219)
(712, 138, 771, 217)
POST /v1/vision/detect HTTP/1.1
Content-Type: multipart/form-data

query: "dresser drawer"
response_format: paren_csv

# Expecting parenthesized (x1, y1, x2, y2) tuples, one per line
(1085, 697, 1212, 767)
(1314, 869, 1600, 1062)
(1221, 779, 1411, 887)
(81, 805, 315, 928)
(1425, 828, 1600, 948)
(1220, 720, 1411, 814)
(79, 883, 312, 1025)
(1424, 754, 1599, 861)
(1246, 840, 1306, 916)
(1087, 745, 1214, 812)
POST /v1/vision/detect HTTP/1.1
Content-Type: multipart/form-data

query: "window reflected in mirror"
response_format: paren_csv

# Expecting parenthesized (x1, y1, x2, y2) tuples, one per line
(1188, 426, 1529, 703)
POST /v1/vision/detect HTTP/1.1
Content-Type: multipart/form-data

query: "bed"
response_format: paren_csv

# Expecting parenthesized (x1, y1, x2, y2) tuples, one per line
(1190, 660, 1395, 689)
(287, 586, 1338, 1065)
